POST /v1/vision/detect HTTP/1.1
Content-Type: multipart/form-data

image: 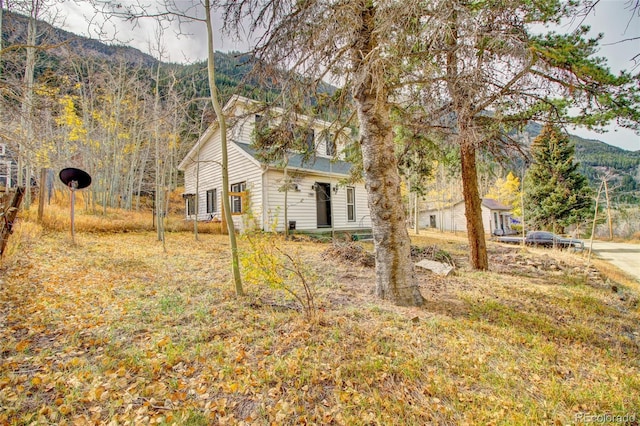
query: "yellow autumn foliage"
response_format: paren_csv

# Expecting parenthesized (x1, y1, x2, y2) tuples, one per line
(485, 171, 523, 217)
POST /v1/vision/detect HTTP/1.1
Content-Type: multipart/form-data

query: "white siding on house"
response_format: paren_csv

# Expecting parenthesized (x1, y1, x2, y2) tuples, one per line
(263, 169, 370, 232)
(228, 143, 264, 232)
(179, 96, 372, 233)
(419, 202, 467, 232)
(231, 103, 348, 161)
(482, 207, 493, 235)
(264, 170, 316, 231)
(419, 202, 511, 235)
(181, 129, 263, 232)
(230, 113, 257, 147)
(336, 184, 370, 228)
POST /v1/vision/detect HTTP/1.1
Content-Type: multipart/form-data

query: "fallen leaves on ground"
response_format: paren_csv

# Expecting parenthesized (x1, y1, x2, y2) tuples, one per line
(0, 228, 638, 425)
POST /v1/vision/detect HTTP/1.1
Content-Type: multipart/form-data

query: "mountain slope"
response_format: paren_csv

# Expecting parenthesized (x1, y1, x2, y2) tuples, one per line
(2, 9, 638, 203)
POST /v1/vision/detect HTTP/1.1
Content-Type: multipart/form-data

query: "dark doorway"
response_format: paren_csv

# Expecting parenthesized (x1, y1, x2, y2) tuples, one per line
(315, 182, 332, 228)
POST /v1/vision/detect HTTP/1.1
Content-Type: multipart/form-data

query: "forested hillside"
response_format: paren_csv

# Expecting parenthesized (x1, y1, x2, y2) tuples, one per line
(1, 10, 269, 210)
(572, 138, 640, 201)
(521, 122, 640, 204)
(1, 9, 638, 209)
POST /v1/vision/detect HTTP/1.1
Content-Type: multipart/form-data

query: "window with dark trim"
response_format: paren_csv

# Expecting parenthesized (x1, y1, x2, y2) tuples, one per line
(347, 186, 355, 222)
(305, 129, 315, 152)
(230, 182, 246, 214)
(0, 160, 9, 187)
(206, 189, 217, 213)
(186, 195, 196, 216)
(325, 133, 336, 157)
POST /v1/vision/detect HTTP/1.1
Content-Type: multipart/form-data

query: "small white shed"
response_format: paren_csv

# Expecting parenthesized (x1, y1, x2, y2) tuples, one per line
(419, 198, 514, 235)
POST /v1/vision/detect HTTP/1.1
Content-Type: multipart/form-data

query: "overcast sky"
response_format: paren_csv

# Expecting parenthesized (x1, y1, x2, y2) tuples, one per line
(56, 0, 640, 151)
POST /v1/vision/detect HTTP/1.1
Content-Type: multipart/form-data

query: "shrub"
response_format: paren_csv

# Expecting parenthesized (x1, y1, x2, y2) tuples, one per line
(240, 232, 318, 320)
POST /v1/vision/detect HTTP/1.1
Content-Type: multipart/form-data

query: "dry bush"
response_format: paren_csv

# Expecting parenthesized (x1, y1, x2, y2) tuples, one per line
(322, 241, 375, 267)
(241, 232, 319, 320)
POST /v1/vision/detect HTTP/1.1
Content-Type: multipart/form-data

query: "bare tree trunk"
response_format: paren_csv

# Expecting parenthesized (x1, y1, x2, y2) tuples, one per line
(37, 167, 46, 222)
(135, 142, 150, 211)
(153, 61, 165, 247)
(414, 192, 419, 235)
(460, 137, 488, 270)
(284, 163, 289, 239)
(0, 187, 24, 256)
(205, 0, 243, 296)
(445, 6, 488, 270)
(19, 3, 39, 208)
(351, 3, 423, 306)
(194, 148, 200, 241)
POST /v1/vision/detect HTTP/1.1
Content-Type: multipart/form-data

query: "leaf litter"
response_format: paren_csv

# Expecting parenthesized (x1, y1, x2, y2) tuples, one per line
(0, 228, 638, 425)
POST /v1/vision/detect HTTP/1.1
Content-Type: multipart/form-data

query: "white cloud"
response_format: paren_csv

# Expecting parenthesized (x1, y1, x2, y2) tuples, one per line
(58, 1, 246, 63)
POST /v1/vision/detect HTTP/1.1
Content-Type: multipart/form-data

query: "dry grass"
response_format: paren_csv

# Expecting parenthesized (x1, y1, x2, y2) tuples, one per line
(19, 190, 225, 235)
(0, 213, 638, 425)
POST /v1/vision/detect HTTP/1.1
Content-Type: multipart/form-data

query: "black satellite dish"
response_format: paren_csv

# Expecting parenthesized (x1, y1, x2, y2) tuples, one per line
(59, 168, 92, 243)
(59, 168, 92, 189)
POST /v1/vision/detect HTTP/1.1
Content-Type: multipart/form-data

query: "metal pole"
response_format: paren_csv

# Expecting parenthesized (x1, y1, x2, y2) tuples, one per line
(70, 181, 78, 243)
(587, 181, 604, 265)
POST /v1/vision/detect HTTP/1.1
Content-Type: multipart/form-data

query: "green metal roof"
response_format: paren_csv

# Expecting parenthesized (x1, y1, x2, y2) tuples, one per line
(234, 142, 354, 176)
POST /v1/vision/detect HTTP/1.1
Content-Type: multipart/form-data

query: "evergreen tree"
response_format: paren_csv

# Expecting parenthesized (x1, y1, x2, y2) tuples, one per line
(525, 124, 592, 232)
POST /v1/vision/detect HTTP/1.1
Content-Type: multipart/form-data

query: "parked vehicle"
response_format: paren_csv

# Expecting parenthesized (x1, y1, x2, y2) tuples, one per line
(496, 231, 584, 250)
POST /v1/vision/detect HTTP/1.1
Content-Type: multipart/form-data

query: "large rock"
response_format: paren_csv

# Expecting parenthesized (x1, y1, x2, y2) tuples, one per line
(415, 259, 454, 276)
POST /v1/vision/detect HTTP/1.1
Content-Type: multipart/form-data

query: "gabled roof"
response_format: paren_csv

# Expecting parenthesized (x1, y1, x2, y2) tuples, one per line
(481, 198, 511, 211)
(178, 95, 340, 171)
(422, 198, 512, 213)
(234, 142, 353, 176)
(178, 95, 256, 170)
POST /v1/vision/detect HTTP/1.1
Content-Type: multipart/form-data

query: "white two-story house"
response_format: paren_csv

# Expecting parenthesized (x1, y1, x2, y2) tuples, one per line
(177, 95, 372, 233)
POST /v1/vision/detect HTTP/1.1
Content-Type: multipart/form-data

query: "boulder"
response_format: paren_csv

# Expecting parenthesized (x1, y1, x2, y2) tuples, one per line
(415, 259, 454, 276)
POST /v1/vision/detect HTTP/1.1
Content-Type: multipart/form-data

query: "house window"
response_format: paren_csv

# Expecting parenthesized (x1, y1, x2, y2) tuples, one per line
(230, 182, 246, 214)
(305, 129, 315, 152)
(206, 189, 217, 214)
(185, 195, 196, 216)
(254, 114, 266, 132)
(0, 161, 9, 188)
(325, 133, 336, 157)
(347, 186, 355, 222)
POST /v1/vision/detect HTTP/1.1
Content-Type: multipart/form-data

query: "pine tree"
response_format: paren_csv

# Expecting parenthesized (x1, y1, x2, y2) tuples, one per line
(524, 124, 592, 233)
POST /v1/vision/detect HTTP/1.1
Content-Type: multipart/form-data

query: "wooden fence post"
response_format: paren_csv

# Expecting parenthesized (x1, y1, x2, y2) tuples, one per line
(37, 168, 47, 223)
(0, 187, 25, 256)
